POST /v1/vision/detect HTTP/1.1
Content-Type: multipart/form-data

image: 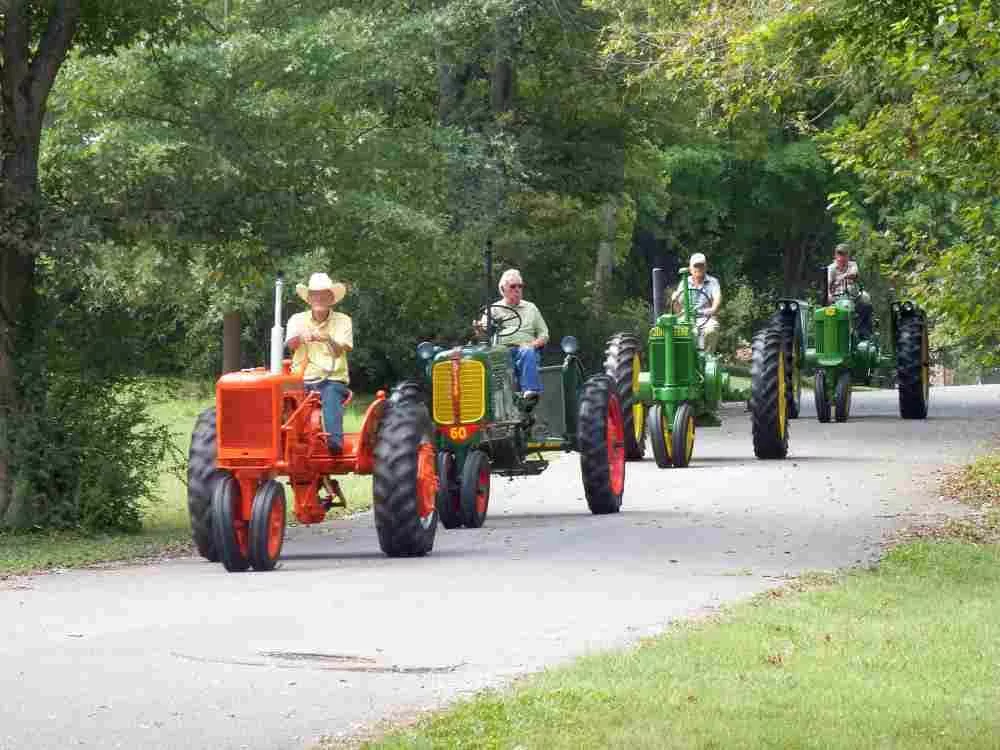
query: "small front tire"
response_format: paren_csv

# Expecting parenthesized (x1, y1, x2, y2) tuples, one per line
(212, 473, 250, 573)
(459, 450, 491, 529)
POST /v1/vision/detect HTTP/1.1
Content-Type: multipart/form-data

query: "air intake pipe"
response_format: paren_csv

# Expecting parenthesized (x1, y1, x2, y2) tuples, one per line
(652, 267, 666, 320)
(270, 274, 285, 375)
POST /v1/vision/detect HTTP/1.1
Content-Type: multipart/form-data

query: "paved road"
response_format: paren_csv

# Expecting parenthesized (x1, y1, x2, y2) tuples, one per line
(3, 385, 998, 750)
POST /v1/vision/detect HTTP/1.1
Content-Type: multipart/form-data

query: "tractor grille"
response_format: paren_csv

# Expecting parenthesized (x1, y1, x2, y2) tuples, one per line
(219, 388, 274, 450)
(816, 316, 849, 357)
(432, 360, 486, 424)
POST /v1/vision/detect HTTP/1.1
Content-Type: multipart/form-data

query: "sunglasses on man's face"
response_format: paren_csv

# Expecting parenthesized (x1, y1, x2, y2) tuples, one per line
(508, 284, 524, 289)
(692, 264, 705, 269)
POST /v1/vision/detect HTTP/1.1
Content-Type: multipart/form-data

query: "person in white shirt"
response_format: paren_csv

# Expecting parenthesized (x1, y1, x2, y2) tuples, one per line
(671, 252, 722, 352)
(827, 243, 873, 339)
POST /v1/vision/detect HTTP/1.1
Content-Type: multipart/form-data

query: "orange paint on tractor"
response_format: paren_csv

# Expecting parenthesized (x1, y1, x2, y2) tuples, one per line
(215, 359, 387, 526)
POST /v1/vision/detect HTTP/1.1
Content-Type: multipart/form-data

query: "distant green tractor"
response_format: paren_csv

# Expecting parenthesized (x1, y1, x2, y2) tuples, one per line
(605, 267, 789, 467)
(767, 276, 930, 423)
(394, 251, 626, 527)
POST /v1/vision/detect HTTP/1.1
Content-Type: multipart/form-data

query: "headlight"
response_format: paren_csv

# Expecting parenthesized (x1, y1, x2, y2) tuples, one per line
(560, 335, 580, 355)
(416, 341, 437, 361)
(779, 302, 788, 311)
(903, 302, 913, 313)
(790, 302, 798, 312)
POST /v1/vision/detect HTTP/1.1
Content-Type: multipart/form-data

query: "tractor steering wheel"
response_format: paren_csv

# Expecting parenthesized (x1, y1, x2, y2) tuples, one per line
(476, 304, 523, 342)
(674, 286, 714, 330)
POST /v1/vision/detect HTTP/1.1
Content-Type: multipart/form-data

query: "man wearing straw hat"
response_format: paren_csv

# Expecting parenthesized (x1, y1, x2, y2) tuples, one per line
(286, 272, 353, 453)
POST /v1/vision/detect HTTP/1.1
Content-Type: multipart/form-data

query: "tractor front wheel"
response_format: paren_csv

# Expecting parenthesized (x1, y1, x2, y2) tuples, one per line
(436, 451, 463, 529)
(373, 401, 438, 556)
(750, 326, 789, 459)
(834, 372, 852, 423)
(459, 450, 491, 528)
(670, 403, 696, 468)
(579, 375, 625, 514)
(212, 473, 250, 572)
(647, 403, 672, 469)
(897, 315, 930, 419)
(814, 371, 831, 423)
(249, 480, 286, 572)
(187, 407, 221, 562)
(603, 333, 646, 460)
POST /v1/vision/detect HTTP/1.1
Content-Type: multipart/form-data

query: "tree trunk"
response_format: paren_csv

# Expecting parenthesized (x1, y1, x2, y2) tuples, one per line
(490, 16, 516, 115)
(222, 310, 242, 373)
(594, 195, 619, 314)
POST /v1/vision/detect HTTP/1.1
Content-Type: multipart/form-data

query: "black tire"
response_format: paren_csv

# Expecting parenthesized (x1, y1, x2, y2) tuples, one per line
(897, 315, 929, 419)
(670, 403, 696, 468)
(834, 371, 852, 423)
(750, 326, 789, 459)
(459, 450, 491, 528)
(187, 407, 221, 562)
(372, 401, 438, 556)
(436, 451, 463, 529)
(391, 379, 426, 406)
(578, 375, 625, 514)
(248, 480, 286, 572)
(777, 315, 803, 419)
(603, 333, 646, 460)
(647, 403, 672, 469)
(212, 473, 250, 572)
(814, 371, 831, 423)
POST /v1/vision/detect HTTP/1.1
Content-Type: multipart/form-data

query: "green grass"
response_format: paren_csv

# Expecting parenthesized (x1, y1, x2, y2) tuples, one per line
(0, 379, 377, 577)
(362, 540, 1000, 750)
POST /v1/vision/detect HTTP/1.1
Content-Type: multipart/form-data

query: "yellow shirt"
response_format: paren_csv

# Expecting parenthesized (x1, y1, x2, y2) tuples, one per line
(285, 310, 353, 383)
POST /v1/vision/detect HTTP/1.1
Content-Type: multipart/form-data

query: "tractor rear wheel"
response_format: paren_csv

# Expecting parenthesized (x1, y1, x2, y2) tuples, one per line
(436, 451, 463, 529)
(248, 480, 286, 572)
(212, 473, 250, 572)
(647, 403, 672, 469)
(187, 407, 221, 561)
(579, 375, 625, 514)
(750, 326, 789, 459)
(897, 315, 930, 419)
(603, 333, 646, 460)
(459, 450, 491, 528)
(834, 371, 852, 423)
(391, 379, 426, 406)
(814, 371, 831, 423)
(670, 403, 696, 468)
(373, 401, 438, 556)
(778, 315, 803, 419)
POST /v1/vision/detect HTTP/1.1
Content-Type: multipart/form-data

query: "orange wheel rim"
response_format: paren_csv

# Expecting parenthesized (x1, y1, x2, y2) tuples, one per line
(607, 395, 625, 495)
(416, 443, 438, 520)
(476, 466, 489, 515)
(267, 496, 284, 559)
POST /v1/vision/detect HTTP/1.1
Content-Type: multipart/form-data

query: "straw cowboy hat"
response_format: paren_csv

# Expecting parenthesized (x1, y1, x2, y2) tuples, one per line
(296, 272, 347, 305)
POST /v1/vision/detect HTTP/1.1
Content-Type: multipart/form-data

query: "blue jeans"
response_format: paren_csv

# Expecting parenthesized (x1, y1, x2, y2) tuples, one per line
(305, 380, 349, 452)
(510, 346, 542, 393)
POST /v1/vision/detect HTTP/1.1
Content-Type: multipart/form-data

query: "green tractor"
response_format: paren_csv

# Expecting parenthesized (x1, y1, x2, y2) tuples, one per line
(395, 251, 626, 527)
(604, 267, 790, 467)
(767, 273, 930, 423)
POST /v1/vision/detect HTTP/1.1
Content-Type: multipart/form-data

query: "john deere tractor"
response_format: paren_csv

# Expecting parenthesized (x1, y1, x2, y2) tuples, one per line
(766, 272, 930, 423)
(394, 249, 626, 527)
(604, 267, 789, 466)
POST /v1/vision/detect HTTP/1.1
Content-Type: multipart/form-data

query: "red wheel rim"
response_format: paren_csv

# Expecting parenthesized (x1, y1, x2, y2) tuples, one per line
(607, 395, 625, 495)
(416, 443, 438, 520)
(476, 466, 489, 515)
(266, 495, 284, 560)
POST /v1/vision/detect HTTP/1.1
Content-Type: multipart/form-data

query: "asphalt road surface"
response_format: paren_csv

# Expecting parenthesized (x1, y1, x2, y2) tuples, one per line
(3, 385, 998, 750)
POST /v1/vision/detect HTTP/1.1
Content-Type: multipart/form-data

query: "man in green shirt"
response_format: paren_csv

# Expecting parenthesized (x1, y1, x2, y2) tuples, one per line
(476, 268, 549, 396)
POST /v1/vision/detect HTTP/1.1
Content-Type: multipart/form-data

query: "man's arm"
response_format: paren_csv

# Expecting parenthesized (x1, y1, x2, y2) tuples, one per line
(708, 281, 722, 316)
(327, 316, 353, 356)
(529, 305, 549, 349)
(285, 314, 304, 350)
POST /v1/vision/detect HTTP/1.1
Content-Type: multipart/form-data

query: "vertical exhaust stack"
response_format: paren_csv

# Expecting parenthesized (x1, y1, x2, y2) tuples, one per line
(652, 267, 666, 320)
(270, 274, 285, 375)
(485, 239, 495, 342)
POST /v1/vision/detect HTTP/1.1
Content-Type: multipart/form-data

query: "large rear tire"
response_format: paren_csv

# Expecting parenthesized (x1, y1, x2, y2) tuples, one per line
(248, 480, 286, 572)
(579, 375, 625, 514)
(834, 371, 852, 423)
(212, 473, 250, 573)
(897, 315, 930, 419)
(814, 371, 831, 423)
(435, 451, 463, 529)
(647, 403, 672, 469)
(603, 333, 646, 460)
(187, 407, 221, 562)
(777, 315, 803, 419)
(390, 379, 426, 406)
(750, 326, 789, 459)
(373, 402, 438, 556)
(459, 450, 491, 529)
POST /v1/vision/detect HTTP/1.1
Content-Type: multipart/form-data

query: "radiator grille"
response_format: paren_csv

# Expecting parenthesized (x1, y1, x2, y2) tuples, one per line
(219, 388, 274, 450)
(432, 360, 486, 424)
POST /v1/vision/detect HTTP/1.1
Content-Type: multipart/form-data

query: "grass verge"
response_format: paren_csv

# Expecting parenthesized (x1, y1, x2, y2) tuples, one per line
(355, 453, 1000, 750)
(0, 379, 376, 577)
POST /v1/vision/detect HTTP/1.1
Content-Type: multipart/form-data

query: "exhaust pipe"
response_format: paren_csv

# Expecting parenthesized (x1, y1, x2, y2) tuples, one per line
(652, 267, 666, 320)
(270, 273, 285, 374)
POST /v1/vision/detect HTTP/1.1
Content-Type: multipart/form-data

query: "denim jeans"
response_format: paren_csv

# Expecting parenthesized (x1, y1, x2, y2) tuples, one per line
(510, 346, 542, 393)
(305, 379, 349, 452)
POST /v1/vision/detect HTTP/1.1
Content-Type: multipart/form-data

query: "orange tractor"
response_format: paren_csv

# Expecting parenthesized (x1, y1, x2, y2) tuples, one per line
(187, 276, 439, 572)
